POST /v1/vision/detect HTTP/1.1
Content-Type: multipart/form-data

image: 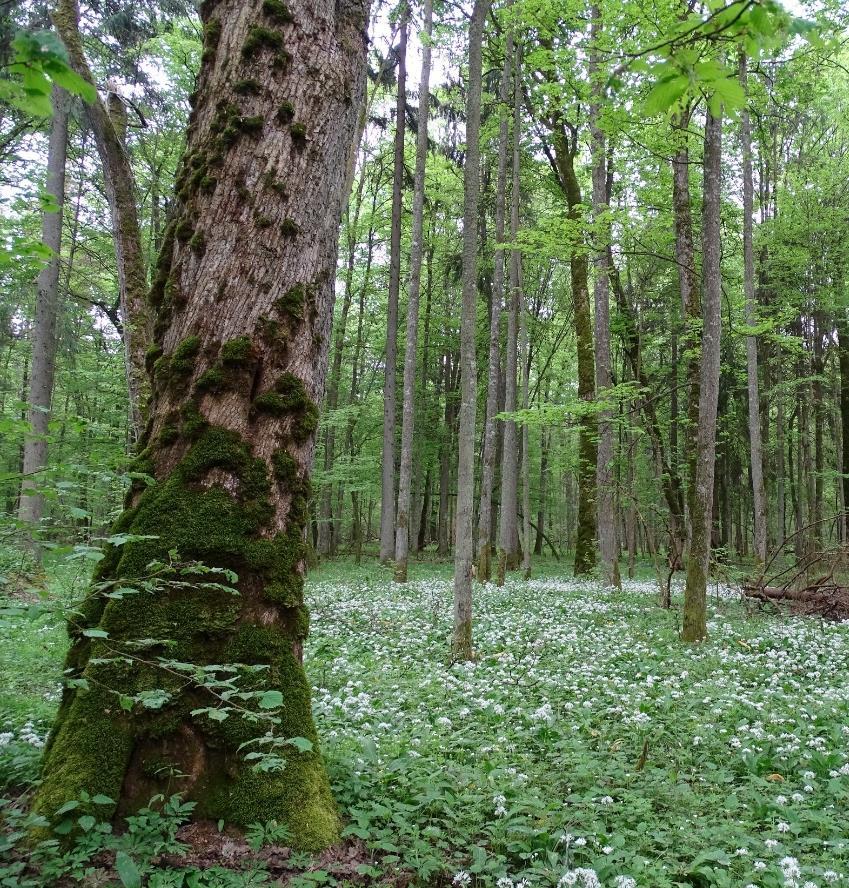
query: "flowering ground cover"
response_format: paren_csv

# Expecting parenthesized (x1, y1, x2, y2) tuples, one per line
(3, 560, 849, 887)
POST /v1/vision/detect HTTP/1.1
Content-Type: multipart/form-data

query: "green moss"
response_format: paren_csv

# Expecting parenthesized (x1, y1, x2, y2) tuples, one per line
(271, 49, 292, 71)
(255, 215, 272, 230)
(170, 335, 201, 378)
(280, 218, 299, 238)
(201, 17, 222, 64)
(145, 345, 163, 373)
(189, 231, 206, 255)
(175, 219, 194, 242)
(276, 100, 294, 124)
(292, 402, 319, 444)
(158, 425, 179, 447)
(252, 392, 288, 417)
(180, 402, 209, 440)
(241, 25, 283, 59)
(196, 366, 226, 394)
(271, 449, 297, 484)
(152, 354, 171, 381)
(149, 222, 176, 309)
(233, 78, 261, 96)
(290, 121, 307, 144)
(262, 0, 294, 24)
(275, 284, 307, 320)
(220, 336, 254, 367)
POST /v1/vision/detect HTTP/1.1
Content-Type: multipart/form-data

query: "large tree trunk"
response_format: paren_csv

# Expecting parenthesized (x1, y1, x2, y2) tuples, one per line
(379, 4, 408, 563)
(394, 0, 433, 582)
(739, 54, 767, 567)
(476, 29, 512, 583)
(19, 87, 69, 554)
(452, 0, 489, 660)
(35, 0, 370, 849)
(682, 109, 723, 643)
(54, 0, 151, 443)
(590, 7, 620, 588)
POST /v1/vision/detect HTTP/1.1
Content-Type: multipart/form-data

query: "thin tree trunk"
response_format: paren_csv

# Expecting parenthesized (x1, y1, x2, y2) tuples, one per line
(497, 43, 521, 584)
(519, 290, 531, 579)
(476, 27, 512, 583)
(837, 314, 849, 541)
(35, 0, 370, 846)
(590, 8, 619, 587)
(672, 107, 701, 540)
(452, 0, 489, 660)
(379, 4, 409, 563)
(19, 87, 69, 554)
(682, 108, 723, 643)
(394, 0, 433, 582)
(739, 54, 767, 567)
(54, 0, 151, 443)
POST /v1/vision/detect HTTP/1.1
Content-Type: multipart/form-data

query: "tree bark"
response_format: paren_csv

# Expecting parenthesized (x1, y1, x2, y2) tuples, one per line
(838, 314, 849, 541)
(590, 7, 620, 587)
(497, 42, 521, 584)
(476, 27, 512, 583)
(35, 0, 370, 848)
(54, 0, 151, 443)
(682, 108, 723, 643)
(394, 0, 433, 582)
(379, 4, 408, 563)
(452, 0, 489, 660)
(671, 107, 701, 539)
(739, 54, 767, 567)
(19, 87, 69, 554)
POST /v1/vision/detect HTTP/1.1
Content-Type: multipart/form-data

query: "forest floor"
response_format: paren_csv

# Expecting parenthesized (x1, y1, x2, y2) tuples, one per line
(2, 558, 849, 887)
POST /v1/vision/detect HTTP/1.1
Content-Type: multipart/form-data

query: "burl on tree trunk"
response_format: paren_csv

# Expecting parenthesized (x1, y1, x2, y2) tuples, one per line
(34, 0, 370, 851)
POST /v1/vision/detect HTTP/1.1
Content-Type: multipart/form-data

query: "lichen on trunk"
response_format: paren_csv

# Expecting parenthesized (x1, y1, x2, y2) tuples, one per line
(34, 0, 371, 850)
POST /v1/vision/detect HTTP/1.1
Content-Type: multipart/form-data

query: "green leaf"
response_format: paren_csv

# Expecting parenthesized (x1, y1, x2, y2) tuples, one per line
(259, 690, 284, 709)
(81, 628, 108, 638)
(643, 75, 688, 115)
(115, 851, 142, 888)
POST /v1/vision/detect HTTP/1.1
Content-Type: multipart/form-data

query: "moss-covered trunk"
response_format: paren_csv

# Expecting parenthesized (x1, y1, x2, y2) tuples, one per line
(34, 0, 370, 850)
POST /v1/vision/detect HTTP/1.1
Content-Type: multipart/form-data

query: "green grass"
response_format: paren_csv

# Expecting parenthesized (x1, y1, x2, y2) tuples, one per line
(2, 556, 849, 887)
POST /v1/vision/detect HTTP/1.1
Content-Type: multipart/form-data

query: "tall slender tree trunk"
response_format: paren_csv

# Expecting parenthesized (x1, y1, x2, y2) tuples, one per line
(19, 87, 69, 554)
(497, 44, 522, 584)
(739, 54, 767, 568)
(54, 0, 151, 443)
(837, 314, 849, 541)
(476, 28, 512, 583)
(320, 170, 367, 557)
(519, 291, 531, 579)
(452, 0, 489, 660)
(379, 4, 409, 563)
(590, 7, 620, 587)
(682, 109, 723, 643)
(394, 0, 433, 582)
(35, 0, 370, 847)
(672, 108, 701, 540)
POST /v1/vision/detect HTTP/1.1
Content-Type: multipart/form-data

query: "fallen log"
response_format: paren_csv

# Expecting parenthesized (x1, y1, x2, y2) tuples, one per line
(743, 582, 849, 621)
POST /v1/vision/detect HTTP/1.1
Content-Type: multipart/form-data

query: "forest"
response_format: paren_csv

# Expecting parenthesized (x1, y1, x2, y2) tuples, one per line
(2, 0, 849, 885)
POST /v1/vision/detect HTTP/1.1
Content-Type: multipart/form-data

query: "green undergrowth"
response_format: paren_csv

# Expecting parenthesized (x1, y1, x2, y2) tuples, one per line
(2, 554, 849, 886)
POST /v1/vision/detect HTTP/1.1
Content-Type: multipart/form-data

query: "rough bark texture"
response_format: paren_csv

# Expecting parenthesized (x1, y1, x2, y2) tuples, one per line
(476, 30, 512, 583)
(35, 0, 370, 849)
(379, 5, 408, 564)
(739, 54, 767, 567)
(452, 0, 489, 660)
(19, 87, 69, 545)
(394, 0, 432, 583)
(683, 109, 723, 643)
(589, 7, 619, 588)
(54, 0, 151, 442)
